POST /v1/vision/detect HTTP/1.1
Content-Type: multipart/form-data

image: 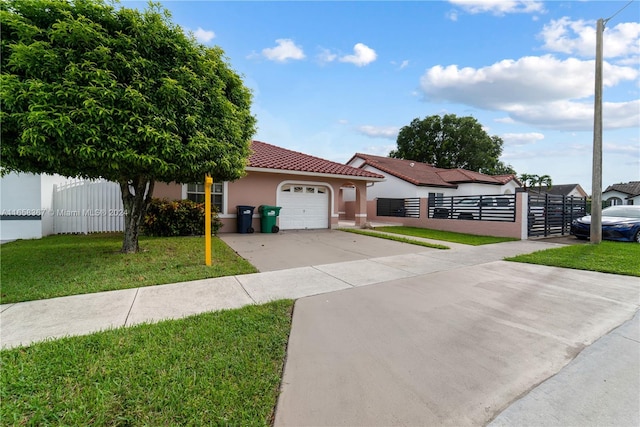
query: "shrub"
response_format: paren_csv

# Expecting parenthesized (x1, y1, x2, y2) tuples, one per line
(142, 198, 223, 237)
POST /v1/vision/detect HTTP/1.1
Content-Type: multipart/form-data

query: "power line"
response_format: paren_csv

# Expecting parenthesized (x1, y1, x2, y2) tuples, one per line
(604, 0, 635, 26)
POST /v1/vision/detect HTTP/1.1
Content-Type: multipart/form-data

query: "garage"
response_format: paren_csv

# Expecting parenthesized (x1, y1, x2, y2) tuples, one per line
(278, 184, 329, 230)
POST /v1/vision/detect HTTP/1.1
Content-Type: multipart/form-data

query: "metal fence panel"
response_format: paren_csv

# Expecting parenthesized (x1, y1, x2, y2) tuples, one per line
(428, 194, 516, 222)
(376, 198, 420, 218)
(53, 179, 124, 233)
(528, 193, 587, 237)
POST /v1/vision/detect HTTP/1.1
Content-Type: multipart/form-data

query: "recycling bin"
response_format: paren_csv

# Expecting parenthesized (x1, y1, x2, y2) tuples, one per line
(259, 205, 282, 233)
(236, 205, 255, 233)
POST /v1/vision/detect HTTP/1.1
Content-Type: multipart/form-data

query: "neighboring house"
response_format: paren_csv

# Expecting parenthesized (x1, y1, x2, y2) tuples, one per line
(154, 140, 385, 232)
(603, 181, 640, 206)
(1, 172, 65, 241)
(530, 183, 588, 198)
(343, 153, 520, 203)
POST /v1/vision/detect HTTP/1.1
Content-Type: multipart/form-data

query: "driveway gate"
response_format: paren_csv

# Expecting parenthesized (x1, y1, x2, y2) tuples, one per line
(528, 193, 587, 237)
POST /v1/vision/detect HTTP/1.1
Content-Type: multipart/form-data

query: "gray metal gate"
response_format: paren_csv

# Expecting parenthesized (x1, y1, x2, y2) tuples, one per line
(528, 193, 587, 237)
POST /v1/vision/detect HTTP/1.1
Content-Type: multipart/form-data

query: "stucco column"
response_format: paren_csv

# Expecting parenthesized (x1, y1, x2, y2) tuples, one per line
(354, 182, 368, 227)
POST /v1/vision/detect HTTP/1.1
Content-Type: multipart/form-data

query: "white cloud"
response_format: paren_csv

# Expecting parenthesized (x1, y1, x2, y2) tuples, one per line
(502, 132, 544, 146)
(604, 142, 640, 158)
(340, 43, 377, 67)
(262, 39, 305, 62)
(540, 18, 640, 59)
(508, 99, 640, 130)
(391, 60, 410, 70)
(419, 55, 639, 131)
(448, 0, 545, 16)
(364, 144, 398, 156)
(446, 9, 459, 21)
(190, 27, 215, 43)
(317, 48, 338, 64)
(356, 125, 399, 139)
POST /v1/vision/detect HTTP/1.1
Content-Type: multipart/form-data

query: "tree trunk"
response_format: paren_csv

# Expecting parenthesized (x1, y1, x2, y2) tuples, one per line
(120, 177, 155, 254)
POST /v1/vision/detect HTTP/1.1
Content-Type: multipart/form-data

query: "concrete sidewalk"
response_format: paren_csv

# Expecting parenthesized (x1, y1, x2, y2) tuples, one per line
(1, 239, 557, 349)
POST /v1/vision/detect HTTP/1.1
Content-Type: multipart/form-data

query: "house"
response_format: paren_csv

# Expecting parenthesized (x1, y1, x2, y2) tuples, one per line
(1, 141, 385, 240)
(603, 181, 640, 205)
(343, 153, 520, 204)
(154, 140, 385, 232)
(530, 183, 588, 198)
(337, 153, 528, 239)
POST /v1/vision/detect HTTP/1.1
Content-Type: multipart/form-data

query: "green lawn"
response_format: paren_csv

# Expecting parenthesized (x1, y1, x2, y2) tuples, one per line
(0, 300, 293, 426)
(371, 226, 518, 246)
(0, 233, 257, 303)
(339, 228, 449, 249)
(506, 240, 640, 277)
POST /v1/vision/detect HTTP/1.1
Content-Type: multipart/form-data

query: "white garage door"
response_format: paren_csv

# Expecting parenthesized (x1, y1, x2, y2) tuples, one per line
(278, 185, 329, 230)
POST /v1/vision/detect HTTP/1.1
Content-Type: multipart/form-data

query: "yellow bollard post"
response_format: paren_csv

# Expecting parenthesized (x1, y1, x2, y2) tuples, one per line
(204, 175, 213, 266)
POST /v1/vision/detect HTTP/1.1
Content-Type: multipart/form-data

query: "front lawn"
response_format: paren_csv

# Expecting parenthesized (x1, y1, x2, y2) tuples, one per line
(506, 240, 640, 277)
(372, 226, 518, 246)
(1, 233, 257, 303)
(0, 300, 293, 426)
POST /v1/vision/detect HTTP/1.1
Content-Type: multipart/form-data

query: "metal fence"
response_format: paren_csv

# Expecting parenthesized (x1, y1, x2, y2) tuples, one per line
(376, 198, 421, 218)
(528, 193, 587, 237)
(53, 179, 125, 233)
(428, 194, 516, 222)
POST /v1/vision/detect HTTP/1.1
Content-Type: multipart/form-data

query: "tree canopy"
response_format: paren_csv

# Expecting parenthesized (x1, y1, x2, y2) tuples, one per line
(1, 0, 256, 252)
(390, 114, 515, 175)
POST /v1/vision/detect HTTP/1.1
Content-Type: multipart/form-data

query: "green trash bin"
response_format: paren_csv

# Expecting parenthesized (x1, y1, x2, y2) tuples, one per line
(259, 205, 281, 233)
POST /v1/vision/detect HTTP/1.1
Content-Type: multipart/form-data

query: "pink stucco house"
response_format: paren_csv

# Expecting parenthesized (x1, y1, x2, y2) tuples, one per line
(154, 140, 385, 232)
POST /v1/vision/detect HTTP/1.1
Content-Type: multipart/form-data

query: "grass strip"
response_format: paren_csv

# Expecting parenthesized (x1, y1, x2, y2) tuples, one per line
(0, 233, 257, 303)
(339, 228, 449, 250)
(506, 240, 640, 277)
(0, 300, 293, 426)
(374, 226, 519, 246)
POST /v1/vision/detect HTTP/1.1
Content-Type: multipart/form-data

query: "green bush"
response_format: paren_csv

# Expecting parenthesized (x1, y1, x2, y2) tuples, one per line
(142, 198, 223, 237)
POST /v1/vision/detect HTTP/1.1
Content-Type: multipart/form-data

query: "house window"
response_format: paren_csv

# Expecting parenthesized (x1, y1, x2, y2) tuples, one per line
(187, 182, 224, 212)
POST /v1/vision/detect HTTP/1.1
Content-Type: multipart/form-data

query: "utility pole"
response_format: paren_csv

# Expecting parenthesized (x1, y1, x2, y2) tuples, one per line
(590, 18, 604, 244)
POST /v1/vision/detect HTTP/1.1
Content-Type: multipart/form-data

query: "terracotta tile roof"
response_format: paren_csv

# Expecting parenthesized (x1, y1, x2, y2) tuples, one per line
(248, 141, 384, 180)
(349, 153, 513, 187)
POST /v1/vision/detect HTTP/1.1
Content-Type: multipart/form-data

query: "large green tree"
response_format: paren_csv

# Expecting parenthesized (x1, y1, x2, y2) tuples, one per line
(1, 0, 256, 253)
(390, 114, 515, 175)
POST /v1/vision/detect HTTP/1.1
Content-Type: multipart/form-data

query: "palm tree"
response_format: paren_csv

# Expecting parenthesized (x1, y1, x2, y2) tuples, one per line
(538, 174, 552, 193)
(519, 173, 535, 191)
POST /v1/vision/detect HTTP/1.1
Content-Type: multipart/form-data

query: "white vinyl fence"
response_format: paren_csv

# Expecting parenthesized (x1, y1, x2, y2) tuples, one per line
(53, 179, 125, 234)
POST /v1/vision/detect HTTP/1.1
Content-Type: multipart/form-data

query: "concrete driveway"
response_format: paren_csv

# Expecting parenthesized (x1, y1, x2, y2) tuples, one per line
(275, 261, 639, 426)
(242, 230, 640, 426)
(219, 229, 452, 272)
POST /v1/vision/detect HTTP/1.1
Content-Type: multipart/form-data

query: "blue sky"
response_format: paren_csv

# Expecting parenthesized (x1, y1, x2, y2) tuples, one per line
(130, 1, 639, 194)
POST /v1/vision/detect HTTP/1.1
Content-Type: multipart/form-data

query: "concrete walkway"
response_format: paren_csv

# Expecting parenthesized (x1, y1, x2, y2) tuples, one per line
(1, 232, 639, 426)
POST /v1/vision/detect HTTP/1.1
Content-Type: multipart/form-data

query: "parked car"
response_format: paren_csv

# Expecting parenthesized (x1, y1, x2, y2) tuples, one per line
(570, 205, 640, 242)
